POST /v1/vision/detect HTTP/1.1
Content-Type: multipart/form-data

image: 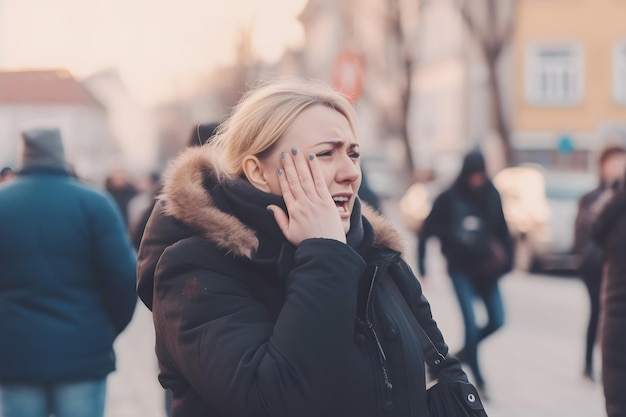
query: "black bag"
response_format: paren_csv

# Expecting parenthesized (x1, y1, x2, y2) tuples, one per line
(452, 198, 509, 292)
(466, 238, 509, 293)
(426, 380, 487, 417)
(408, 302, 488, 417)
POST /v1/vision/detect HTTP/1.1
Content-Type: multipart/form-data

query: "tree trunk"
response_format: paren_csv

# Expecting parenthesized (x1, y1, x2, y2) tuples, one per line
(485, 56, 513, 166)
(400, 58, 415, 174)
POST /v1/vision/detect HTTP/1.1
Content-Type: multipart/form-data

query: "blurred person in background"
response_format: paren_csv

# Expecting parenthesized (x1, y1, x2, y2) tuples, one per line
(128, 171, 162, 251)
(357, 167, 382, 213)
(418, 149, 513, 397)
(187, 121, 221, 148)
(0, 128, 137, 417)
(573, 144, 626, 381)
(136, 79, 471, 417)
(592, 164, 626, 417)
(104, 167, 138, 227)
(0, 167, 16, 183)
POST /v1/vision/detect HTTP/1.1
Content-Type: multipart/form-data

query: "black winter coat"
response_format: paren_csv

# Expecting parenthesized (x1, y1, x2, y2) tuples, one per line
(137, 147, 467, 417)
(574, 184, 613, 279)
(593, 191, 626, 417)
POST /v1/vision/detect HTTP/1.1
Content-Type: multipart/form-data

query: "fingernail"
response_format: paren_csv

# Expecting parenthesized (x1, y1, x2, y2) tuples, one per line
(291, 147, 297, 156)
(277, 168, 284, 176)
(309, 154, 314, 161)
(281, 152, 287, 160)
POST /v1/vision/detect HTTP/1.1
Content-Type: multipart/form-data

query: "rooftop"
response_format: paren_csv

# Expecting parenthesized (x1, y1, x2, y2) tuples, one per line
(0, 69, 103, 107)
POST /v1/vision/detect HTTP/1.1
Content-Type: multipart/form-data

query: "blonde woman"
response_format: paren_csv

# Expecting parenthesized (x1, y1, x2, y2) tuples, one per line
(137, 78, 470, 417)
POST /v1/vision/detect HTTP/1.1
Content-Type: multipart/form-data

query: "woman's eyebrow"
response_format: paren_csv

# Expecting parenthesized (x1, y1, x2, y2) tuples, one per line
(316, 141, 360, 149)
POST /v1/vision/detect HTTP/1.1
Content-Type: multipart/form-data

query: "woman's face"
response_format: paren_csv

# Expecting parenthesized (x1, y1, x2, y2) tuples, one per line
(260, 104, 362, 233)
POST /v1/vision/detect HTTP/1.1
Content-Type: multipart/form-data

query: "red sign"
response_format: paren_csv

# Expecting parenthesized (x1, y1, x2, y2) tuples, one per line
(332, 49, 365, 104)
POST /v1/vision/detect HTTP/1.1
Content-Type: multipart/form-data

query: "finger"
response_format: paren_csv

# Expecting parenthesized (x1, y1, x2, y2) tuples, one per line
(281, 148, 307, 200)
(291, 147, 317, 197)
(267, 205, 289, 235)
(307, 153, 332, 201)
(276, 165, 295, 207)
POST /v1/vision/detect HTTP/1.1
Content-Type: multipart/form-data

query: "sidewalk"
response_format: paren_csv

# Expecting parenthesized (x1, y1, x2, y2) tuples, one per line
(105, 304, 167, 417)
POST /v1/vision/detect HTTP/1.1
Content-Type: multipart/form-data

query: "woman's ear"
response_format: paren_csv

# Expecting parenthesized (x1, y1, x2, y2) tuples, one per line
(242, 155, 272, 192)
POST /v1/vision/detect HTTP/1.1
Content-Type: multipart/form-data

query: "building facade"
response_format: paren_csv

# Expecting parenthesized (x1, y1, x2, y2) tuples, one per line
(0, 69, 117, 185)
(513, 0, 626, 170)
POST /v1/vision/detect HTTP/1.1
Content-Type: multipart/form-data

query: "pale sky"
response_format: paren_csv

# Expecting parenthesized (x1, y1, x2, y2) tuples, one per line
(0, 0, 308, 105)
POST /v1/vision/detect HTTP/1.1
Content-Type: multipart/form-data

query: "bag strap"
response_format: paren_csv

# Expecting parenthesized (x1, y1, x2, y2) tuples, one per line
(387, 281, 447, 369)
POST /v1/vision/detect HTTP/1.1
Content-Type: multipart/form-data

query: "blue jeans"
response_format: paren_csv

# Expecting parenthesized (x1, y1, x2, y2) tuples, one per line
(450, 270, 505, 387)
(0, 378, 106, 417)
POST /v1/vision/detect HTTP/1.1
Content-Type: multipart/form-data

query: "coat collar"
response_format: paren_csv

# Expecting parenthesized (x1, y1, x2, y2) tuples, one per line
(158, 146, 406, 259)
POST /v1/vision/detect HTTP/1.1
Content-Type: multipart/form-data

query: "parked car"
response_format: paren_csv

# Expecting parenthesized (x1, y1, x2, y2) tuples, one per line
(494, 166, 598, 273)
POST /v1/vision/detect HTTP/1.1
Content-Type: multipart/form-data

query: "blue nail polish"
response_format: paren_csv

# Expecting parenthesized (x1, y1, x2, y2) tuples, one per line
(309, 154, 314, 161)
(278, 168, 284, 176)
(281, 152, 287, 160)
(291, 147, 297, 156)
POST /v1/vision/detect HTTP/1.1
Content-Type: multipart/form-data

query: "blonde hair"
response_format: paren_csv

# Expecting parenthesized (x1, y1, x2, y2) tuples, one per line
(208, 77, 358, 180)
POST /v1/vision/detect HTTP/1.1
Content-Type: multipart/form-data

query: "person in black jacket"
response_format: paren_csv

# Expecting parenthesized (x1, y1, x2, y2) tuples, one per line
(592, 166, 626, 417)
(573, 145, 626, 381)
(136, 78, 472, 417)
(418, 150, 513, 396)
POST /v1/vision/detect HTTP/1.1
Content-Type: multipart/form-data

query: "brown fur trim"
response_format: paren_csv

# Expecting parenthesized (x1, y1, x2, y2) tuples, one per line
(159, 147, 259, 258)
(362, 203, 406, 254)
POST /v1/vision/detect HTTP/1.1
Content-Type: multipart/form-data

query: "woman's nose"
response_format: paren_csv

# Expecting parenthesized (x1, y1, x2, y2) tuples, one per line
(336, 156, 360, 183)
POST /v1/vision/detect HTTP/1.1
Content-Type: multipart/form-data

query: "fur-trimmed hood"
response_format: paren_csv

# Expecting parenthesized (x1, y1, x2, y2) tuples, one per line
(157, 146, 406, 258)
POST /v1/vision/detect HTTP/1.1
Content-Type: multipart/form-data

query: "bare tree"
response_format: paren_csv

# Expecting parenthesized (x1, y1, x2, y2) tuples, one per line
(456, 0, 519, 166)
(385, 0, 419, 175)
(350, 0, 422, 176)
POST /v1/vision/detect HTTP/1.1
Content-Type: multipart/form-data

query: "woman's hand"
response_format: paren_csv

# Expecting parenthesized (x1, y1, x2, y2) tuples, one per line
(267, 148, 346, 245)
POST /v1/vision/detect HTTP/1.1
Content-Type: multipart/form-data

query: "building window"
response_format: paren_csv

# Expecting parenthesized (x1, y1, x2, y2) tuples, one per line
(525, 42, 584, 106)
(613, 40, 626, 105)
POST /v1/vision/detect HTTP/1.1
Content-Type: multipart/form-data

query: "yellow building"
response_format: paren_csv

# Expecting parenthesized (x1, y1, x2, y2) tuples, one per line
(513, 0, 626, 170)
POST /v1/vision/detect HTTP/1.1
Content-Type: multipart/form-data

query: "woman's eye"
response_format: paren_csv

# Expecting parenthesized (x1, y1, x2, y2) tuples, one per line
(350, 151, 361, 159)
(316, 150, 332, 157)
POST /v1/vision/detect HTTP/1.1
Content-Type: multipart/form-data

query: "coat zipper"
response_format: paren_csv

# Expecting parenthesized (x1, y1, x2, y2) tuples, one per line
(365, 265, 393, 392)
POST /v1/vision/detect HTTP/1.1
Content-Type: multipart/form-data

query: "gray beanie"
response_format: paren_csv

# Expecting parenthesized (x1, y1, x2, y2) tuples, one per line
(20, 128, 67, 170)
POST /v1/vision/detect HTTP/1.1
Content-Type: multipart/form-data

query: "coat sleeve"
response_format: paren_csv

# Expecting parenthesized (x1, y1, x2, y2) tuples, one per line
(90, 192, 138, 334)
(153, 238, 366, 417)
(417, 192, 450, 277)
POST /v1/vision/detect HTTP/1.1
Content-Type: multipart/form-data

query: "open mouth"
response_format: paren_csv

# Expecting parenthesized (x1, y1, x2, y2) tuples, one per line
(332, 196, 350, 213)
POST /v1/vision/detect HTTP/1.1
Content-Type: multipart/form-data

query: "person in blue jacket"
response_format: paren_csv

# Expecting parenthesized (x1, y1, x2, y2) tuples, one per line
(0, 127, 138, 417)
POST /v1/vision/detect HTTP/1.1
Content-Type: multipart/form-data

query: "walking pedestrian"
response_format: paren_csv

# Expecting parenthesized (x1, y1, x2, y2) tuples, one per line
(592, 164, 626, 417)
(417, 149, 514, 397)
(104, 167, 138, 228)
(573, 145, 626, 381)
(0, 127, 138, 417)
(136, 78, 472, 417)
